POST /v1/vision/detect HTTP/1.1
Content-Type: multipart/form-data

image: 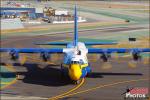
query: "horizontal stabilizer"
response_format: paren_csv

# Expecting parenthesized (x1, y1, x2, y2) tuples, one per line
(84, 42, 117, 45)
(34, 42, 68, 45)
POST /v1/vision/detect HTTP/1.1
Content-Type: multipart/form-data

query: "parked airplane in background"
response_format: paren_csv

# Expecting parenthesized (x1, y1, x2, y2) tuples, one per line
(0, 6, 150, 84)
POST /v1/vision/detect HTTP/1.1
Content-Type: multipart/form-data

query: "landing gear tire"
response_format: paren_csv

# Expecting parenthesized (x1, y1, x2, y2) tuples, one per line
(73, 80, 80, 85)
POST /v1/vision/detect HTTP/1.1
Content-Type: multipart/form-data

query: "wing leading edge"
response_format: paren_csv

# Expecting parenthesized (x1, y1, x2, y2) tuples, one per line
(0, 48, 64, 53)
(88, 48, 150, 53)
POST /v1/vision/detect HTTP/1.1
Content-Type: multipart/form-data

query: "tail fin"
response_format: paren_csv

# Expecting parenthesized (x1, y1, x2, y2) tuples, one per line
(74, 5, 78, 46)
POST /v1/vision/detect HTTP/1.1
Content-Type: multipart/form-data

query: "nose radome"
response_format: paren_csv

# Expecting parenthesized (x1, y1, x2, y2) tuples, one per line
(69, 64, 82, 81)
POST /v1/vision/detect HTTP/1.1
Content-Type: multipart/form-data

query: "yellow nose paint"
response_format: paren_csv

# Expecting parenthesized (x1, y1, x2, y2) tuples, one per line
(69, 64, 82, 81)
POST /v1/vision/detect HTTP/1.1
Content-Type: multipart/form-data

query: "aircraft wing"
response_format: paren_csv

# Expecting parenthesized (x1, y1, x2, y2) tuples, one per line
(0, 48, 63, 53)
(84, 42, 117, 45)
(88, 48, 150, 53)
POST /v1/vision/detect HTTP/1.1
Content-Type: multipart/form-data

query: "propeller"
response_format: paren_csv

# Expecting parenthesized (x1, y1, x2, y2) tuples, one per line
(112, 42, 128, 60)
(17, 45, 27, 65)
(111, 52, 119, 60)
(100, 53, 109, 62)
(128, 60, 137, 68)
(132, 52, 141, 61)
(142, 57, 149, 65)
(25, 54, 47, 69)
(5, 50, 18, 66)
(40, 52, 50, 62)
(38, 61, 47, 69)
(101, 62, 112, 70)
(51, 53, 62, 64)
(6, 59, 14, 66)
(19, 54, 27, 65)
(88, 54, 99, 62)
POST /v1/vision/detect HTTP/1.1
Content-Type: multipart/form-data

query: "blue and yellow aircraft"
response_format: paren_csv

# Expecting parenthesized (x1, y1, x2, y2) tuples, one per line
(0, 6, 150, 84)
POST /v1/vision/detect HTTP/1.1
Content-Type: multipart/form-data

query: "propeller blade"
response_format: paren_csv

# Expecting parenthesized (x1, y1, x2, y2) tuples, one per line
(101, 62, 112, 70)
(128, 60, 137, 68)
(51, 53, 60, 64)
(6, 59, 14, 66)
(89, 54, 99, 62)
(38, 62, 47, 69)
(122, 54, 131, 58)
(29, 54, 55, 66)
(19, 54, 27, 65)
(5, 52, 15, 66)
(111, 52, 119, 60)
(142, 58, 149, 65)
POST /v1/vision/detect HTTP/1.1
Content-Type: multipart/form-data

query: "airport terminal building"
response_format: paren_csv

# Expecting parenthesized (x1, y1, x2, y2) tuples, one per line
(0, 7, 44, 19)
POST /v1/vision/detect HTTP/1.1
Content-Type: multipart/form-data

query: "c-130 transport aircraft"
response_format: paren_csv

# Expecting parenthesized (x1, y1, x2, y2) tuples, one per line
(0, 6, 150, 84)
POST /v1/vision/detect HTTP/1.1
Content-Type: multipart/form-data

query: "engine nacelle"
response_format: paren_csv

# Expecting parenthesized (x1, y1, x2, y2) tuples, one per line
(40, 52, 50, 62)
(100, 53, 109, 62)
(132, 52, 141, 61)
(9, 50, 19, 61)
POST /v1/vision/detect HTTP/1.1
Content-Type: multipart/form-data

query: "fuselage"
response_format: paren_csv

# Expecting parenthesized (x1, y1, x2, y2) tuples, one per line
(62, 42, 91, 81)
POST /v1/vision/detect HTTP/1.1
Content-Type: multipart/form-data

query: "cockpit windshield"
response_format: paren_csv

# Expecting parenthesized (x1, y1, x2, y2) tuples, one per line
(71, 61, 79, 64)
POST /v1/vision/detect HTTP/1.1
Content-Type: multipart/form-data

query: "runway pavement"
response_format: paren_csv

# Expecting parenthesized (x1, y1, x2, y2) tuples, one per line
(0, 27, 149, 100)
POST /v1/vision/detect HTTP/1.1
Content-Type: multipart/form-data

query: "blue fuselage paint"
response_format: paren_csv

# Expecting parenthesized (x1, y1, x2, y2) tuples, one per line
(81, 66, 91, 78)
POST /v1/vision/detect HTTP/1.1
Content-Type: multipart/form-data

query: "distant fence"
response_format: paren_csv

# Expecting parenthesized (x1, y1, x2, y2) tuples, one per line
(1, 18, 24, 30)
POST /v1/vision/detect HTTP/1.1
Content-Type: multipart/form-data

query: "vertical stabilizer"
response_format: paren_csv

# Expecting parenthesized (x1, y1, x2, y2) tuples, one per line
(74, 5, 78, 47)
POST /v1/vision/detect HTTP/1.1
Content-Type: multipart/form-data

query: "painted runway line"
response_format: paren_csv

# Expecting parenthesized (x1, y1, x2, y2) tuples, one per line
(0, 65, 18, 90)
(48, 78, 85, 100)
(52, 78, 148, 99)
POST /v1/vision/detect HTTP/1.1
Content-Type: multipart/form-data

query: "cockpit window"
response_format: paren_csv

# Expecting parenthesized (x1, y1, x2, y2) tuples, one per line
(71, 61, 79, 64)
(79, 59, 84, 64)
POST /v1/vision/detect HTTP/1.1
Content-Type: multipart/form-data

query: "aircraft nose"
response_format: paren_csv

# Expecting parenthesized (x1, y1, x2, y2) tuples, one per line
(69, 64, 82, 81)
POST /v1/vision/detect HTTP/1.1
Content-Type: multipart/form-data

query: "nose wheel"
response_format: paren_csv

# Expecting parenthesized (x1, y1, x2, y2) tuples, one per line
(72, 80, 80, 85)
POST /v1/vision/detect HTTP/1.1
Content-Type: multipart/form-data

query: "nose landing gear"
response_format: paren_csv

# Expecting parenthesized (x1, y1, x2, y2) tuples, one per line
(72, 79, 81, 85)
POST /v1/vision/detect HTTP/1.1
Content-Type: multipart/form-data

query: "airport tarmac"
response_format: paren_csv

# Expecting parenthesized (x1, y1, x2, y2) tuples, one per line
(0, 27, 149, 100)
